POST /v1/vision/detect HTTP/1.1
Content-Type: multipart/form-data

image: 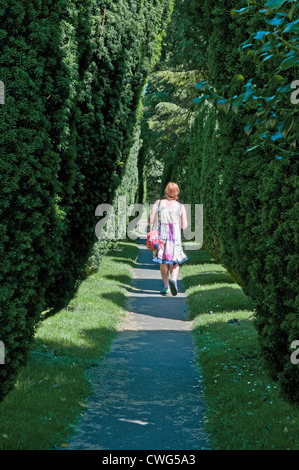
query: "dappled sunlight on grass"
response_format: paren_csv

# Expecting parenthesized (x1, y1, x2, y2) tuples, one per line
(181, 252, 255, 322)
(180, 248, 299, 450)
(0, 241, 139, 450)
(182, 266, 235, 291)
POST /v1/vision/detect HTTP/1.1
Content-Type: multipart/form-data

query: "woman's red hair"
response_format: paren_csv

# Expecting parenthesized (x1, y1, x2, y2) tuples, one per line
(164, 182, 180, 200)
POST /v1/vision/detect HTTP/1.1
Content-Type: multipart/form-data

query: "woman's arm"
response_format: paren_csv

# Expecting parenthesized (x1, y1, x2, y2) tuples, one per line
(180, 204, 188, 230)
(148, 200, 159, 227)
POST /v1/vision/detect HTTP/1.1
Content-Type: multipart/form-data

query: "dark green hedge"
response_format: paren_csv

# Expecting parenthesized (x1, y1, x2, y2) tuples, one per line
(0, 0, 174, 400)
(175, 0, 299, 402)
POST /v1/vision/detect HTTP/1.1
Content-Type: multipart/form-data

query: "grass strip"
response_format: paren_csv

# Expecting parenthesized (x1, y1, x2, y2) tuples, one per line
(0, 241, 138, 450)
(181, 247, 299, 450)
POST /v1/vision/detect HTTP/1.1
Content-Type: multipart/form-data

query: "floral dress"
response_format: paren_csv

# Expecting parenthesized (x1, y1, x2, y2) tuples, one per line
(152, 200, 188, 265)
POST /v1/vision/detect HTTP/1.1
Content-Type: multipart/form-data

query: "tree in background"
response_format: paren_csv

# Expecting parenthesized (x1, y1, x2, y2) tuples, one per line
(140, 69, 200, 203)
(138, 0, 206, 204)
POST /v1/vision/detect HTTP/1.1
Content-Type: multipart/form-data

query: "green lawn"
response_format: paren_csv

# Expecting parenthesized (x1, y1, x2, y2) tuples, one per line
(181, 247, 299, 450)
(0, 241, 138, 450)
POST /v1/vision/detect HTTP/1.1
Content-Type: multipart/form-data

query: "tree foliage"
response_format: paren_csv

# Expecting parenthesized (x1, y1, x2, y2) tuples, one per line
(152, 0, 298, 402)
(138, 0, 205, 203)
(194, 0, 298, 156)
(140, 69, 200, 202)
(0, 0, 174, 401)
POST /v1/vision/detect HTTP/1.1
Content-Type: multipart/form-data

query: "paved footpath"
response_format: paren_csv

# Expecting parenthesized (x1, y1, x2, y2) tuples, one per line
(63, 241, 210, 450)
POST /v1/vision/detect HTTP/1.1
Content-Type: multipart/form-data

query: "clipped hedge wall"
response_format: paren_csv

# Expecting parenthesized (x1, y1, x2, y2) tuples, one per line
(177, 0, 299, 402)
(0, 0, 174, 400)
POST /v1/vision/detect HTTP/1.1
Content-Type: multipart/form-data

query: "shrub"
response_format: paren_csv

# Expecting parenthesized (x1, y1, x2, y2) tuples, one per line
(0, 0, 174, 401)
(173, 0, 299, 402)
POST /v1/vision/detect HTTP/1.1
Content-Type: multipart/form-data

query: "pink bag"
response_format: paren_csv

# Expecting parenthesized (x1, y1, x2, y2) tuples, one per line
(146, 230, 163, 251)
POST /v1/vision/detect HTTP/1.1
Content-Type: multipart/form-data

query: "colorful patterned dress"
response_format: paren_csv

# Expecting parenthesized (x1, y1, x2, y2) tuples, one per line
(152, 200, 188, 265)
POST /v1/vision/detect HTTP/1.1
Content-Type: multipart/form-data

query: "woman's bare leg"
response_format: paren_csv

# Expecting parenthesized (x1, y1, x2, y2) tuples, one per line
(160, 264, 169, 288)
(169, 264, 179, 282)
(169, 264, 179, 296)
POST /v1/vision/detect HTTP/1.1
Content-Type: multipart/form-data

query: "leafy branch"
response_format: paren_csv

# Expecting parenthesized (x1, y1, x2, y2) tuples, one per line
(193, 0, 299, 156)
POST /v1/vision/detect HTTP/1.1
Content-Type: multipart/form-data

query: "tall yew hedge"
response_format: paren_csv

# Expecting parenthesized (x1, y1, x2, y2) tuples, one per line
(173, 0, 299, 402)
(0, 0, 174, 400)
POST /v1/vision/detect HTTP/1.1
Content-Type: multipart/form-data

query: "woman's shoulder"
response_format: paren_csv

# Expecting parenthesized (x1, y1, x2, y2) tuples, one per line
(160, 198, 179, 204)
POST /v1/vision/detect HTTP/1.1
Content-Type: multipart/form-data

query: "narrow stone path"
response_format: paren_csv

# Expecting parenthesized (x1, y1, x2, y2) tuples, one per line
(63, 241, 210, 450)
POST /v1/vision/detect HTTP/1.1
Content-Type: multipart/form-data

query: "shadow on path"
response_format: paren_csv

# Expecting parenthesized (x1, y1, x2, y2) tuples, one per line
(62, 242, 210, 451)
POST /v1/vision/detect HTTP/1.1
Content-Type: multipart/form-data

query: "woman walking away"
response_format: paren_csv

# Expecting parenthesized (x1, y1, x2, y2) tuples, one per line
(148, 182, 188, 296)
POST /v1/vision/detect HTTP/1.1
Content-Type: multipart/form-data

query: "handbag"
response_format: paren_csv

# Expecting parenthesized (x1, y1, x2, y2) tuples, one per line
(146, 230, 163, 251)
(146, 200, 163, 251)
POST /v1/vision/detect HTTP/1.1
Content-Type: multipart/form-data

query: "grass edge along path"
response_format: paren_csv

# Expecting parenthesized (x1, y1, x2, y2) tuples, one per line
(0, 241, 139, 450)
(180, 247, 299, 450)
